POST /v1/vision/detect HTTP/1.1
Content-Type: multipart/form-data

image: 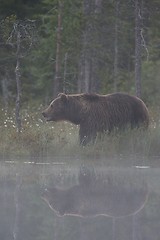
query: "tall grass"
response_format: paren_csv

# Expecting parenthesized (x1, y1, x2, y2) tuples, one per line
(0, 106, 160, 166)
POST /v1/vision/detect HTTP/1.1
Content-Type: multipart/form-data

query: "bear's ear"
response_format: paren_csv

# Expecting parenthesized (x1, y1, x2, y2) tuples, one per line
(58, 93, 68, 102)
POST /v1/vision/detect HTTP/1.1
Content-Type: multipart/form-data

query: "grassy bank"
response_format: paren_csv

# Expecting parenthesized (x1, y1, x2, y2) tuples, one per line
(0, 107, 160, 166)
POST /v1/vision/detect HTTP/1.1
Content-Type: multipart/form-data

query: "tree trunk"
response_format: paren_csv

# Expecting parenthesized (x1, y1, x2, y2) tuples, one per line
(79, 0, 92, 93)
(113, 0, 119, 92)
(84, 54, 91, 92)
(135, 0, 142, 98)
(1, 68, 10, 109)
(90, 0, 102, 93)
(78, 0, 102, 93)
(77, 57, 84, 93)
(53, 0, 62, 97)
(63, 52, 68, 93)
(15, 31, 21, 133)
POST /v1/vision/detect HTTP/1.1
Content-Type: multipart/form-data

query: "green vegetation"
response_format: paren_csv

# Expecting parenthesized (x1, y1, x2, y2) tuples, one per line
(0, 106, 160, 166)
(0, 0, 160, 104)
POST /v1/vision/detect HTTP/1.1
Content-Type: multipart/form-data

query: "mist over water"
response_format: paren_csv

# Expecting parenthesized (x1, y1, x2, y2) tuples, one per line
(0, 158, 159, 240)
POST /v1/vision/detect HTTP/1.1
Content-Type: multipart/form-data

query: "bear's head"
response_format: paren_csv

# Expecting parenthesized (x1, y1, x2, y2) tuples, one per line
(42, 93, 68, 122)
(42, 93, 83, 124)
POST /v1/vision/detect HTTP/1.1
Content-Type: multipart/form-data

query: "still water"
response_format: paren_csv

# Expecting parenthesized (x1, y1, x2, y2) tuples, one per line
(0, 159, 159, 240)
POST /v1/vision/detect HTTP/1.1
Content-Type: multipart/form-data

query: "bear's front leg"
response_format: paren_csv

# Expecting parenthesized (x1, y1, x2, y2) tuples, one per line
(79, 125, 97, 146)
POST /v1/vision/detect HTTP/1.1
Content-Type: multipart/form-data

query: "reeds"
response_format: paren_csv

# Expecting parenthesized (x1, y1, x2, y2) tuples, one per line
(0, 106, 160, 166)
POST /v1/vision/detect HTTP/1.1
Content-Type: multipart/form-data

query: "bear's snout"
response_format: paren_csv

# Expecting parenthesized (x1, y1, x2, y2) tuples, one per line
(42, 111, 53, 121)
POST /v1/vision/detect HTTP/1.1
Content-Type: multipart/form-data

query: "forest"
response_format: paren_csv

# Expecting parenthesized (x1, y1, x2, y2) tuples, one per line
(0, 0, 160, 106)
(0, 0, 160, 159)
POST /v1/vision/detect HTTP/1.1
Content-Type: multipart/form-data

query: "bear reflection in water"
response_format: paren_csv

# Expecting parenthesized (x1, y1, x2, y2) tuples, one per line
(42, 168, 149, 218)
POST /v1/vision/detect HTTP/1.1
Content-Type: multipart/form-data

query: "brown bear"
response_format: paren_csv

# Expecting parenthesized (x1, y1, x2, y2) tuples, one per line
(42, 92, 149, 145)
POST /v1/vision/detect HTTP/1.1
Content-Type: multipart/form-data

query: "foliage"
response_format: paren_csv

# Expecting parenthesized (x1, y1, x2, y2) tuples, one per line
(0, 107, 160, 167)
(142, 60, 160, 104)
(0, 0, 159, 105)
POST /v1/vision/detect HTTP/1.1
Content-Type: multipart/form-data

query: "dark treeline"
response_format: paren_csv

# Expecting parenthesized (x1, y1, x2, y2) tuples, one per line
(0, 0, 160, 107)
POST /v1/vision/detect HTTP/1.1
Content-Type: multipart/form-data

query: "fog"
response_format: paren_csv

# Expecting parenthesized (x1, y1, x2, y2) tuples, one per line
(0, 158, 160, 240)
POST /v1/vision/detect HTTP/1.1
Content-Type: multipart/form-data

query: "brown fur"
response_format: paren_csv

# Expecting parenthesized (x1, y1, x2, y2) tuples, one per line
(42, 92, 149, 145)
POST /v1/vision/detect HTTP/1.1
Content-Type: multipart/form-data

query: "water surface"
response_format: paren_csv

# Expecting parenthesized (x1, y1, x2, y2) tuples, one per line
(0, 159, 159, 240)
